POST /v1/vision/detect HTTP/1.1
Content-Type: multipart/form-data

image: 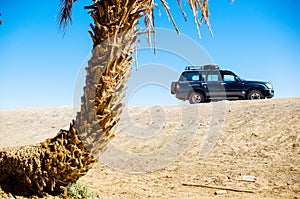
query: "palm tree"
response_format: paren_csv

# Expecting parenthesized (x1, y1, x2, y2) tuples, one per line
(0, 0, 221, 196)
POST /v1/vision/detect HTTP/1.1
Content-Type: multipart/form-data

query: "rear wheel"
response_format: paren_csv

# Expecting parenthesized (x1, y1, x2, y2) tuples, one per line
(247, 90, 265, 100)
(189, 91, 205, 104)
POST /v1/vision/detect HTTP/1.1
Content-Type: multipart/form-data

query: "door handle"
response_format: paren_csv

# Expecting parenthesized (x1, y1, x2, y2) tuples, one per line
(220, 82, 226, 85)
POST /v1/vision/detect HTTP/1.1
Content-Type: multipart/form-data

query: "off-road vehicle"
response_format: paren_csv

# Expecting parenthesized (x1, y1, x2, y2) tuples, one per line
(171, 65, 274, 104)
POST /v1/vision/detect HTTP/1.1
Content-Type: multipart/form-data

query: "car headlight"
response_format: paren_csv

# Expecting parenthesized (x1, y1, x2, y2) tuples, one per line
(266, 83, 273, 89)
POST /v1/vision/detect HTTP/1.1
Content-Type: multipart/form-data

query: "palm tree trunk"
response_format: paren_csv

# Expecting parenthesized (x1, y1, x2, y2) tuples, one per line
(0, 0, 147, 196)
(75, 0, 143, 157)
(0, 123, 94, 195)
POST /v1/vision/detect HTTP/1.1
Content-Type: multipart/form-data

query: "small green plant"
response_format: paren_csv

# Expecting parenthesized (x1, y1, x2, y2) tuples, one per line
(67, 182, 94, 199)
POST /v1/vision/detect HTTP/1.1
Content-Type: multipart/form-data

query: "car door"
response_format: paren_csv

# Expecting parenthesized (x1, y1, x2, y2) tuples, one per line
(221, 71, 243, 97)
(205, 71, 226, 98)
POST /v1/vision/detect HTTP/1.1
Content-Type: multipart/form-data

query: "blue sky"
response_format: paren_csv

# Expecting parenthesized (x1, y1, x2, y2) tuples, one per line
(0, 0, 300, 109)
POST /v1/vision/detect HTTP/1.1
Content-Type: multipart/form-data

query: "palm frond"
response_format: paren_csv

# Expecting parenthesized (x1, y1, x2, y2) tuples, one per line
(157, 0, 213, 38)
(176, 0, 187, 21)
(142, 1, 156, 47)
(195, 0, 213, 36)
(58, 0, 77, 32)
(160, 0, 180, 34)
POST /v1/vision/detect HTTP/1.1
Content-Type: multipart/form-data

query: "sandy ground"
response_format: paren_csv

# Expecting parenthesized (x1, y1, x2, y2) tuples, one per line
(0, 98, 299, 198)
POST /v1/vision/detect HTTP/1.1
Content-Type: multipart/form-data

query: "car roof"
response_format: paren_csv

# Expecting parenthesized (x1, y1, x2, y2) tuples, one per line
(185, 65, 219, 71)
(220, 70, 234, 73)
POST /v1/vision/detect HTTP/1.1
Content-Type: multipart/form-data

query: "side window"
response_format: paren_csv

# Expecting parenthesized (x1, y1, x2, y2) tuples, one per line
(207, 71, 220, 81)
(192, 73, 202, 81)
(223, 74, 235, 82)
(181, 72, 201, 81)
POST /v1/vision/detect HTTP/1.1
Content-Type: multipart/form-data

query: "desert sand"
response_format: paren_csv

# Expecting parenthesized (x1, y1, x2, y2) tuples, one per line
(0, 98, 299, 198)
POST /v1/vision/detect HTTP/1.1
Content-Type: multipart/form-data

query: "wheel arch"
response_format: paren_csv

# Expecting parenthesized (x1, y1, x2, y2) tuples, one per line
(246, 87, 265, 98)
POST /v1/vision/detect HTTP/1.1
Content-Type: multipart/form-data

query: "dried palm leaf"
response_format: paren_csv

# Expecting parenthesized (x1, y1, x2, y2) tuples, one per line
(176, 0, 187, 21)
(58, 0, 77, 31)
(58, 0, 216, 40)
(160, 0, 180, 34)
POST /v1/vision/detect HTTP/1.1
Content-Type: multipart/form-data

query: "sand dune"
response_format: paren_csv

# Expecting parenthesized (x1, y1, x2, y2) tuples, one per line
(0, 98, 299, 198)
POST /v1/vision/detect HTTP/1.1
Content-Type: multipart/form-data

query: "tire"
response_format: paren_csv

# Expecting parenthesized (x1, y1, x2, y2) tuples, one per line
(247, 89, 265, 100)
(189, 91, 205, 104)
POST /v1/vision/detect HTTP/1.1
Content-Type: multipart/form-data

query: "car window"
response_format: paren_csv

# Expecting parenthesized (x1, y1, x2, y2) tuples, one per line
(223, 74, 235, 82)
(207, 71, 220, 81)
(191, 75, 199, 81)
(180, 71, 201, 81)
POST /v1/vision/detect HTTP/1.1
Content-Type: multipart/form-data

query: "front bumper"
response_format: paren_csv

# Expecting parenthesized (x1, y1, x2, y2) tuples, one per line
(264, 89, 275, 98)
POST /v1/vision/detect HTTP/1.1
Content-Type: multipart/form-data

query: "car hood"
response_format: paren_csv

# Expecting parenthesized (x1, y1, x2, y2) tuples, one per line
(242, 80, 270, 85)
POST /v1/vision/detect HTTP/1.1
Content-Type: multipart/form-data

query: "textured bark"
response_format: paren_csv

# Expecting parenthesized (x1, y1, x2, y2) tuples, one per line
(0, 0, 146, 196)
(0, 122, 94, 196)
(75, 0, 143, 157)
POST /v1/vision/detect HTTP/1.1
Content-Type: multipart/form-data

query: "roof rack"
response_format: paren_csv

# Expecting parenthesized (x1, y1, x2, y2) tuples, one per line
(185, 65, 219, 71)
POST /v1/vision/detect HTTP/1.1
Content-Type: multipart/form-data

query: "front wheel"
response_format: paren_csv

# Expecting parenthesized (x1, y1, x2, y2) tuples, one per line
(189, 91, 205, 104)
(247, 90, 265, 100)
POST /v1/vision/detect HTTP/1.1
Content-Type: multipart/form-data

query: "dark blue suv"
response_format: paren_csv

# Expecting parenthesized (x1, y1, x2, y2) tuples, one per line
(171, 65, 274, 104)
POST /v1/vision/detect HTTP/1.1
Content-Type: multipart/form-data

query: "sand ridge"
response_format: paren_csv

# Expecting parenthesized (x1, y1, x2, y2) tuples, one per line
(0, 98, 299, 198)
